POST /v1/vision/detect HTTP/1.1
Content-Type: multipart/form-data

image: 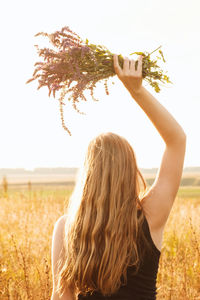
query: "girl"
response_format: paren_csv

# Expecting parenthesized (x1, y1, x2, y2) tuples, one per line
(51, 54, 186, 300)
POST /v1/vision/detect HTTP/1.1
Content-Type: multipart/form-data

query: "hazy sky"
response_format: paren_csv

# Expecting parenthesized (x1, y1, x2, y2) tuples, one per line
(1, 0, 200, 170)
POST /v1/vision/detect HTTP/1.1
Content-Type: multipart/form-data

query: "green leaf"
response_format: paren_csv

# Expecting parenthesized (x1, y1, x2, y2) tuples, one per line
(88, 44, 97, 50)
(130, 51, 144, 56)
(159, 50, 166, 63)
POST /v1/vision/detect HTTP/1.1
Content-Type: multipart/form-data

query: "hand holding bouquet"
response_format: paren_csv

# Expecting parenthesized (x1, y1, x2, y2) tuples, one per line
(26, 26, 172, 135)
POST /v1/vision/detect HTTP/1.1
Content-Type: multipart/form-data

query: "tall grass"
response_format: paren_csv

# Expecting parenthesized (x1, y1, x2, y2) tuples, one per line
(0, 187, 199, 299)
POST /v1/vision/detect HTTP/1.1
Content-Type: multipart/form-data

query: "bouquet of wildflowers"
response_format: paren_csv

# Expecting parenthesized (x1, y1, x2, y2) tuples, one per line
(26, 26, 172, 135)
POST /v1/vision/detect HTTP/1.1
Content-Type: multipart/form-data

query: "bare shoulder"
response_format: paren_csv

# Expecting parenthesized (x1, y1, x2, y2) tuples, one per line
(52, 215, 67, 250)
(51, 217, 75, 299)
(52, 215, 67, 270)
(54, 215, 67, 230)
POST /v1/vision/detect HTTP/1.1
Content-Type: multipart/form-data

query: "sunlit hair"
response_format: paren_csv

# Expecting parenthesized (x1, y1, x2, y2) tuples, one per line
(57, 132, 152, 297)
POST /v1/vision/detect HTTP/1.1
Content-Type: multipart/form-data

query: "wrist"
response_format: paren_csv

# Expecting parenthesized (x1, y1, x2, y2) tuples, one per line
(128, 85, 145, 98)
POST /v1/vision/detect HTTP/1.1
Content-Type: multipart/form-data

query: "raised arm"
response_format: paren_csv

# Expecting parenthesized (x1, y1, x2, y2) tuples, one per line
(113, 54, 186, 231)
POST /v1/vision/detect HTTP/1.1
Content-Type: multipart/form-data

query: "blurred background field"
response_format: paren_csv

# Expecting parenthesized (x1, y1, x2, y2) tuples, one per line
(1, 166, 200, 189)
(0, 171, 200, 299)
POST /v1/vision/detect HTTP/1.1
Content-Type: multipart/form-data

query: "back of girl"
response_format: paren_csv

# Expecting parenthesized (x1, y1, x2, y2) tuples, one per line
(51, 54, 186, 300)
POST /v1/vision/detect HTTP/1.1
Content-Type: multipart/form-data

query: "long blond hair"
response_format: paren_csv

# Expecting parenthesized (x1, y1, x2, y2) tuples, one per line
(57, 132, 151, 297)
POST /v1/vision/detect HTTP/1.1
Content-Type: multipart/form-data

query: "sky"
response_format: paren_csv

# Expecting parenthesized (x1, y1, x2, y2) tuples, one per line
(0, 0, 200, 170)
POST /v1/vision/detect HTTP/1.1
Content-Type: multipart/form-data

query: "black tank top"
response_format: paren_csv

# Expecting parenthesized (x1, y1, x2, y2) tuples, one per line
(78, 212, 161, 300)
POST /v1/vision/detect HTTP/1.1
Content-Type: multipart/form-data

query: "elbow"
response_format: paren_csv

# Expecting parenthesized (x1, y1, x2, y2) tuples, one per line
(175, 125, 187, 143)
(180, 130, 187, 143)
(176, 131, 187, 149)
(166, 129, 187, 147)
(180, 127, 187, 140)
(176, 131, 187, 147)
(177, 124, 187, 142)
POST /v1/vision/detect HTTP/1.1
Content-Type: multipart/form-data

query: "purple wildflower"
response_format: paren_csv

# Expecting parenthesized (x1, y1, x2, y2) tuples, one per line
(27, 26, 171, 135)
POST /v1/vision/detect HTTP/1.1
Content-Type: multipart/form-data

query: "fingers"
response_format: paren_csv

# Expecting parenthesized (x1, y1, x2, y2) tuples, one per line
(130, 56, 142, 72)
(113, 54, 143, 77)
(130, 59, 135, 70)
(123, 57, 130, 73)
(113, 54, 123, 77)
(130, 56, 142, 76)
(137, 55, 143, 73)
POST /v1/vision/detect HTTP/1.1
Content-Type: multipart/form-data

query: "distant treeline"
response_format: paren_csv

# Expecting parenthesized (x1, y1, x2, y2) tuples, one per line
(4, 177, 200, 188)
(146, 177, 200, 187)
(1, 168, 200, 187)
(0, 166, 200, 175)
(0, 167, 78, 175)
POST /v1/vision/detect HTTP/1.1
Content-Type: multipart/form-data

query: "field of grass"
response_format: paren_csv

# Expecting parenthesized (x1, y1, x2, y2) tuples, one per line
(0, 186, 200, 299)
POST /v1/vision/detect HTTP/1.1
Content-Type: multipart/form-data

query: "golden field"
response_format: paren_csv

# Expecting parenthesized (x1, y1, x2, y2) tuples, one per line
(0, 185, 200, 299)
